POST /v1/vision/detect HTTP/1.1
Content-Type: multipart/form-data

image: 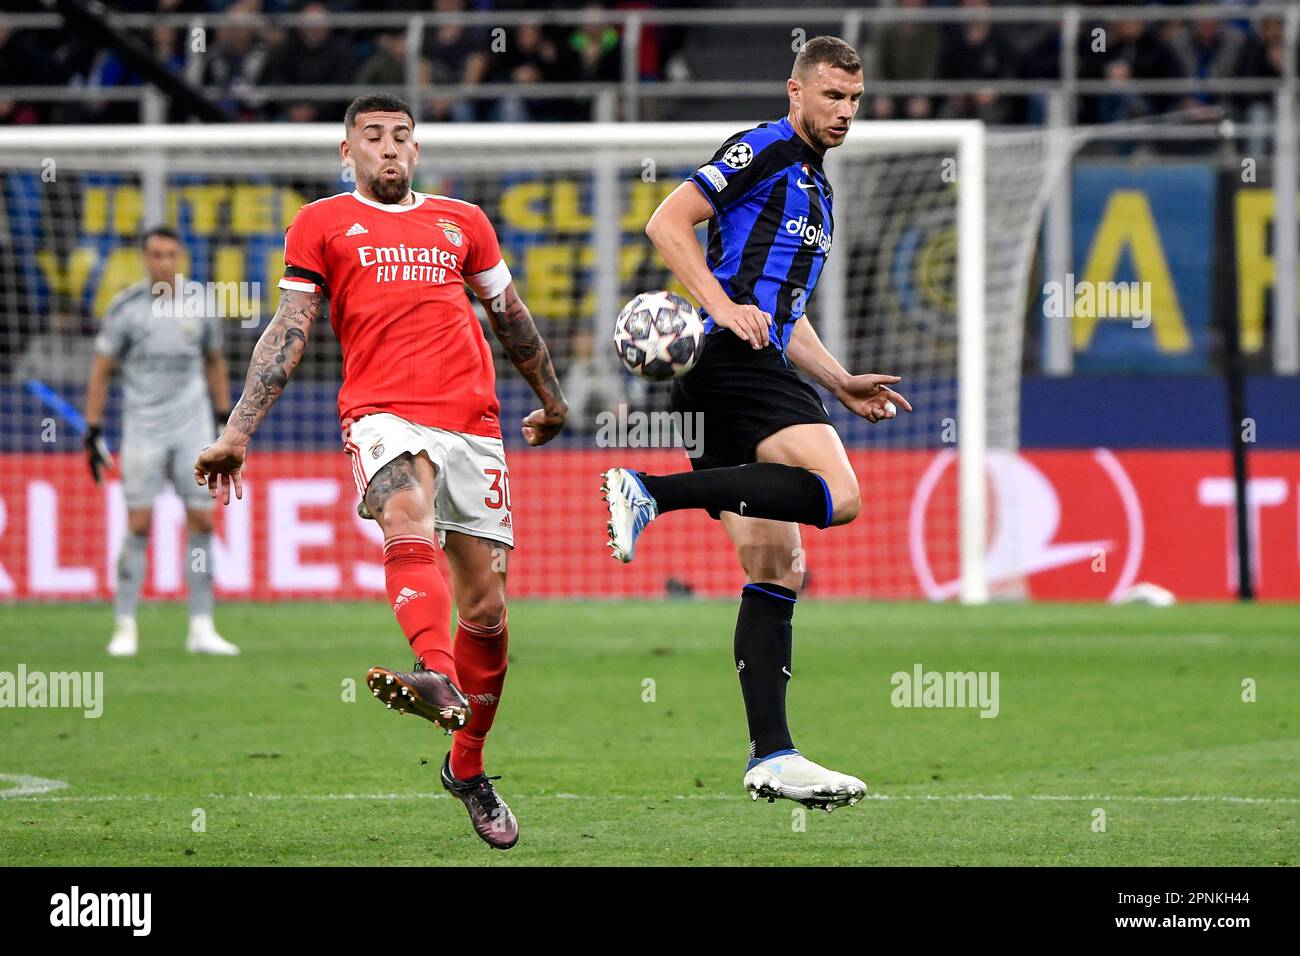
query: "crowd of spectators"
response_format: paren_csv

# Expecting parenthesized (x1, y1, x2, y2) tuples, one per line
(0, 0, 671, 125)
(871, 0, 1295, 127)
(0, 0, 1296, 127)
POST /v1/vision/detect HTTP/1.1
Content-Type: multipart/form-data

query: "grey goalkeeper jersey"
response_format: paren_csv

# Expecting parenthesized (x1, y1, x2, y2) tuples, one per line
(94, 279, 224, 442)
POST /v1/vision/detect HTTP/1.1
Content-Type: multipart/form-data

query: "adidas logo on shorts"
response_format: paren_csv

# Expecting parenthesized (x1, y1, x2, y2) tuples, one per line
(345, 222, 368, 237)
(498, 514, 512, 530)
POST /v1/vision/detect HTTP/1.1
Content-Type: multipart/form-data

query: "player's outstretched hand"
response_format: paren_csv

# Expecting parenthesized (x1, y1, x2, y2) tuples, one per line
(521, 406, 566, 447)
(837, 373, 912, 424)
(710, 301, 771, 349)
(194, 436, 246, 504)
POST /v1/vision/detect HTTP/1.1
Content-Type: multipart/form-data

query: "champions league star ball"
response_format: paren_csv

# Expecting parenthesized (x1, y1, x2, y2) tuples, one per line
(614, 291, 705, 381)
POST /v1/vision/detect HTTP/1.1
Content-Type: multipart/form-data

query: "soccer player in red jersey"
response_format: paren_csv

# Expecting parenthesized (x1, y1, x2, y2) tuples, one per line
(194, 95, 568, 849)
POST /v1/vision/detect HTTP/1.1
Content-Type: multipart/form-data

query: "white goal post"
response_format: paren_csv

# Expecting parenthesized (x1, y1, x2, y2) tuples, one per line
(0, 121, 1067, 603)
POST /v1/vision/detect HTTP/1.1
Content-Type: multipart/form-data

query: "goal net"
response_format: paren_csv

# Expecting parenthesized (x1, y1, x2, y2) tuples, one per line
(0, 122, 1070, 605)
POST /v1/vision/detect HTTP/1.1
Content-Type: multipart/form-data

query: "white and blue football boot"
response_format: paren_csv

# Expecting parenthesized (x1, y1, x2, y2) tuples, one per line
(743, 749, 867, 812)
(601, 467, 658, 563)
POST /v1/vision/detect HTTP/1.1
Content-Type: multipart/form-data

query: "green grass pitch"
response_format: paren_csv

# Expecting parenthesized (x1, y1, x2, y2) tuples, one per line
(1, 600, 1296, 866)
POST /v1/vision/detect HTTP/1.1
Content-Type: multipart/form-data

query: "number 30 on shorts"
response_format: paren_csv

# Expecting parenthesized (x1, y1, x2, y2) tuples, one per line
(484, 468, 512, 511)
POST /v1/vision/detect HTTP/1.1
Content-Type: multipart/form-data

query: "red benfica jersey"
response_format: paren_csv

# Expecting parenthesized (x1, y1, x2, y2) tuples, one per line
(278, 190, 513, 438)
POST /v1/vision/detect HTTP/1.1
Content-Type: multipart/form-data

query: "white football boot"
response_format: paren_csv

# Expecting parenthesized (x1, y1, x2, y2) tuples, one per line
(186, 616, 240, 655)
(743, 750, 867, 812)
(106, 616, 139, 657)
(601, 467, 658, 563)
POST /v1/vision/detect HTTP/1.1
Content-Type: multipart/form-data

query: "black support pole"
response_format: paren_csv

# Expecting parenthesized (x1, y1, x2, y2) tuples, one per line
(1215, 160, 1253, 601)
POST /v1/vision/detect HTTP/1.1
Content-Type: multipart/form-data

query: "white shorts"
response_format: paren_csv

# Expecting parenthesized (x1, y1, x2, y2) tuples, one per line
(343, 413, 514, 549)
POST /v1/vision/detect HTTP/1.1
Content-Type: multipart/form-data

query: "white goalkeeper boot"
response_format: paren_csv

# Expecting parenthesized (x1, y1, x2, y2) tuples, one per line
(107, 616, 138, 657)
(743, 750, 867, 812)
(186, 616, 240, 655)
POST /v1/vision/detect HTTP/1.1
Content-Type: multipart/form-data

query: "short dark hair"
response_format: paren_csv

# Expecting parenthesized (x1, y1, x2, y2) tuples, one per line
(140, 225, 182, 249)
(792, 36, 863, 78)
(345, 93, 415, 130)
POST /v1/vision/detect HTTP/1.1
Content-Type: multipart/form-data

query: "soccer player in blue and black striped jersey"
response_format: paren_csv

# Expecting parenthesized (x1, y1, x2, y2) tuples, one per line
(603, 37, 911, 811)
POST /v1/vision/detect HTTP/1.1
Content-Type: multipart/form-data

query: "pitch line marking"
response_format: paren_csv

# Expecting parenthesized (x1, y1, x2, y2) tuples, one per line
(2, 791, 1297, 805)
(0, 774, 69, 799)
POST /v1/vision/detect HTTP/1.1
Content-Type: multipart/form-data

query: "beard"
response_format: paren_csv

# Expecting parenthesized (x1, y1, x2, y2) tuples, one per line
(810, 122, 845, 152)
(363, 167, 412, 204)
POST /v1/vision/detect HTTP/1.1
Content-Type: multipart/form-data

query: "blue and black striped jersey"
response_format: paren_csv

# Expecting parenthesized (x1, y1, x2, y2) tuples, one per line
(688, 117, 833, 353)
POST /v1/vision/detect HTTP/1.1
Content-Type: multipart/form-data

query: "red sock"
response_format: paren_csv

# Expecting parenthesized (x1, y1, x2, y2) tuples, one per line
(383, 535, 456, 682)
(450, 611, 508, 780)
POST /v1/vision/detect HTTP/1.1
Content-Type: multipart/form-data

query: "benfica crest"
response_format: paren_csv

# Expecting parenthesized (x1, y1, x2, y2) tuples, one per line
(437, 219, 463, 247)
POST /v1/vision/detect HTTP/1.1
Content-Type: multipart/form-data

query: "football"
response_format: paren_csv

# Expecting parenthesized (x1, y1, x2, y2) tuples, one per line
(613, 291, 706, 381)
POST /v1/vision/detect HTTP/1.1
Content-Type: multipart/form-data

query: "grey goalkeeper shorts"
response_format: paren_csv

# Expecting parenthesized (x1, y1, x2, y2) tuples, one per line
(120, 423, 217, 511)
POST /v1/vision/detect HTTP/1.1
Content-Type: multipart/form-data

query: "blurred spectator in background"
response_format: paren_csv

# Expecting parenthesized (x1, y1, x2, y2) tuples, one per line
(76, 19, 187, 124)
(151, 25, 190, 121)
(612, 0, 684, 84)
(1168, 17, 1245, 113)
(1129, 17, 1229, 155)
(356, 30, 407, 88)
(612, 0, 690, 120)
(550, 3, 622, 121)
(1135, 18, 1207, 118)
(118, 0, 206, 11)
(1078, 18, 1155, 125)
(0, 26, 50, 125)
(939, 0, 1014, 124)
(203, 0, 271, 121)
(422, 0, 489, 122)
(871, 0, 941, 120)
(567, 4, 621, 84)
(1236, 16, 1287, 155)
(151, 23, 186, 72)
(265, 1, 356, 122)
(489, 21, 568, 122)
(1236, 16, 1286, 85)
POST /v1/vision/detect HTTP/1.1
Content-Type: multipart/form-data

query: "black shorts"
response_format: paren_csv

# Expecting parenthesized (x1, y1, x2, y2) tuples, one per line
(670, 329, 833, 471)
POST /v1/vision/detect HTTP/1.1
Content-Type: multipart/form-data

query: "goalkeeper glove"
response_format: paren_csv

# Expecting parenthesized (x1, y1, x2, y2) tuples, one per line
(84, 425, 112, 484)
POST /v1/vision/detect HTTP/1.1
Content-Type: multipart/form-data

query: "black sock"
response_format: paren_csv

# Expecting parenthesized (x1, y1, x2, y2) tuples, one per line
(734, 583, 796, 761)
(639, 463, 831, 527)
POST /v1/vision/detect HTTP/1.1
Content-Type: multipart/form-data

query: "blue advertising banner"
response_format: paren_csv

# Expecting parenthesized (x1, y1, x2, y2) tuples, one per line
(1065, 164, 1216, 373)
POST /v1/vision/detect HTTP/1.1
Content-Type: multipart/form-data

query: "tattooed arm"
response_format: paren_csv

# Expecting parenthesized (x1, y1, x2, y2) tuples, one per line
(481, 282, 568, 446)
(193, 288, 322, 502)
(225, 289, 320, 441)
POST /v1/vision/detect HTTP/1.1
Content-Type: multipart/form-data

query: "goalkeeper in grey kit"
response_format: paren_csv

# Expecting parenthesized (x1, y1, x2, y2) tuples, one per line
(83, 226, 240, 656)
